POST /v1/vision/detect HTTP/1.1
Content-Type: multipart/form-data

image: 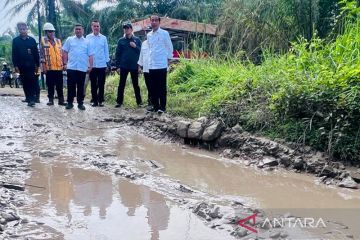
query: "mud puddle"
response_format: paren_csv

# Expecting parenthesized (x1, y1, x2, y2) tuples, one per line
(1, 93, 359, 239)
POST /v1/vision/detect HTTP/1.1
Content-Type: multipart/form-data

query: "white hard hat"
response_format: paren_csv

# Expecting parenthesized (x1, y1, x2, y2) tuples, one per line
(2, 62, 7, 65)
(43, 22, 55, 31)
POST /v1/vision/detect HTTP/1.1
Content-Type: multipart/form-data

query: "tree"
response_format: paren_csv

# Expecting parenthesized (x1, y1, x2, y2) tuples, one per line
(5, 0, 115, 37)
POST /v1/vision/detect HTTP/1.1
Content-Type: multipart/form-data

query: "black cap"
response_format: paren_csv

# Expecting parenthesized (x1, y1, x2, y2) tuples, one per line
(122, 22, 132, 29)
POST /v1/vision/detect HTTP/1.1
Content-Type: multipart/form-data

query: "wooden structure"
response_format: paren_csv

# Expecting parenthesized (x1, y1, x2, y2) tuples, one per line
(132, 18, 221, 57)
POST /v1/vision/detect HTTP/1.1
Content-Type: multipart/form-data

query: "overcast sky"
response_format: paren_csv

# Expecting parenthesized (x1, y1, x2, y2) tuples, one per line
(0, 1, 115, 35)
(0, 1, 33, 35)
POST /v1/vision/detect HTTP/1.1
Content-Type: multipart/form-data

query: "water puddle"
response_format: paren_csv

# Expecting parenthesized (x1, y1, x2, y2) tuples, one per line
(1, 95, 359, 239)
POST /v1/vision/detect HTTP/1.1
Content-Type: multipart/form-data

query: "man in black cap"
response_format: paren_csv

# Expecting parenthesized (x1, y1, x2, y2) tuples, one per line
(115, 22, 142, 108)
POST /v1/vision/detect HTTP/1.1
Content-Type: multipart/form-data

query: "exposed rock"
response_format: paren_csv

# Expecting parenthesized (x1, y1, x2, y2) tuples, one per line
(196, 117, 208, 124)
(279, 155, 292, 167)
(231, 124, 243, 133)
(320, 165, 337, 178)
(33, 123, 45, 127)
(39, 150, 59, 157)
(222, 149, 236, 159)
(265, 143, 279, 156)
(187, 121, 205, 139)
(349, 170, 360, 183)
(293, 157, 306, 171)
(338, 177, 358, 189)
(270, 231, 281, 239)
(192, 202, 208, 214)
(1, 213, 19, 222)
(197, 209, 207, 219)
(306, 160, 323, 174)
(202, 120, 224, 141)
(232, 228, 248, 238)
(209, 207, 221, 219)
(262, 156, 278, 167)
(1, 184, 25, 191)
(178, 185, 194, 193)
(217, 133, 245, 148)
(176, 121, 191, 138)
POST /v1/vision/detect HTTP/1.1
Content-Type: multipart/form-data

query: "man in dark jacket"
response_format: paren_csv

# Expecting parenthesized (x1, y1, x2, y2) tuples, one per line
(115, 22, 142, 108)
(12, 22, 40, 107)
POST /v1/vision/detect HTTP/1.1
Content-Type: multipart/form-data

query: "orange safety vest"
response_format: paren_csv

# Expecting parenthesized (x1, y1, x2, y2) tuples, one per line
(40, 37, 63, 71)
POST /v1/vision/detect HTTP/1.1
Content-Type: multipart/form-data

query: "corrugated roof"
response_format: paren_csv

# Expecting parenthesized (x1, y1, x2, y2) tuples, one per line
(132, 17, 221, 36)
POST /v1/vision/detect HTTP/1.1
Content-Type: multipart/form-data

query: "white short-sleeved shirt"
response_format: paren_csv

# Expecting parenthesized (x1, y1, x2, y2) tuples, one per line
(62, 36, 94, 72)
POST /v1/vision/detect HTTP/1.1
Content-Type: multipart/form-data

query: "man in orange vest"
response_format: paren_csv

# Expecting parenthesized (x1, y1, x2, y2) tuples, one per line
(40, 22, 66, 106)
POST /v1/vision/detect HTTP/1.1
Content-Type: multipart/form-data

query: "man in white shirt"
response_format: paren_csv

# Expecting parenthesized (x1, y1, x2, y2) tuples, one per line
(147, 15, 174, 114)
(62, 23, 94, 110)
(138, 26, 152, 106)
(86, 20, 109, 107)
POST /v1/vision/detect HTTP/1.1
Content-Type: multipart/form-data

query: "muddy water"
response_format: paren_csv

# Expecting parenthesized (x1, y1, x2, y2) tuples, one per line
(22, 158, 230, 240)
(1, 93, 360, 239)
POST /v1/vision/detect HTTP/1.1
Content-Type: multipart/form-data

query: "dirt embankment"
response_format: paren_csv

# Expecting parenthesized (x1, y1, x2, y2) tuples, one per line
(103, 110, 360, 190)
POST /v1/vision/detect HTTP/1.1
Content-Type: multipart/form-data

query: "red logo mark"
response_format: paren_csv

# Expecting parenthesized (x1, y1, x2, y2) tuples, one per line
(238, 213, 258, 233)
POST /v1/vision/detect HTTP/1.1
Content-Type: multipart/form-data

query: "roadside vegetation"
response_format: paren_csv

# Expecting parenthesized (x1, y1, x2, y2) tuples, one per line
(5, 0, 360, 162)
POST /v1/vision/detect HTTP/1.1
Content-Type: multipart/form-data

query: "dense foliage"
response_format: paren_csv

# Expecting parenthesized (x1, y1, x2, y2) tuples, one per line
(167, 17, 360, 162)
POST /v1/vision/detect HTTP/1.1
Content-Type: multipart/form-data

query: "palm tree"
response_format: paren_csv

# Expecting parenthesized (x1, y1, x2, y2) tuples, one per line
(5, 0, 115, 35)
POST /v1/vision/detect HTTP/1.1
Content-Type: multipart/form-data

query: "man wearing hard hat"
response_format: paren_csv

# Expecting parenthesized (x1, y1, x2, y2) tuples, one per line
(40, 22, 66, 106)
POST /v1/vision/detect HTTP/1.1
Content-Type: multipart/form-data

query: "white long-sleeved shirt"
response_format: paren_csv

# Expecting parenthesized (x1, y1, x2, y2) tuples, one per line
(138, 40, 150, 73)
(86, 33, 110, 68)
(147, 28, 173, 70)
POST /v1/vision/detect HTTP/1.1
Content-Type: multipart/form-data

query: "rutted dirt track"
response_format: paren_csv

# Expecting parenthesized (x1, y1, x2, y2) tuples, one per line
(1, 88, 360, 240)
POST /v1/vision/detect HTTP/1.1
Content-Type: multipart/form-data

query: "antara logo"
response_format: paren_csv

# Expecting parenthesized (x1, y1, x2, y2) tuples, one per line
(238, 214, 327, 233)
(237, 213, 258, 233)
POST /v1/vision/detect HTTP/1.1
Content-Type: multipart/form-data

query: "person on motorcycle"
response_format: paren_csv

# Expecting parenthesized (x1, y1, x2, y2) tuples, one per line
(1, 62, 12, 86)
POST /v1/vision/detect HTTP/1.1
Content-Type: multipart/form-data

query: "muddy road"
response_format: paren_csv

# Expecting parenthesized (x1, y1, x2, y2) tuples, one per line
(1, 89, 360, 240)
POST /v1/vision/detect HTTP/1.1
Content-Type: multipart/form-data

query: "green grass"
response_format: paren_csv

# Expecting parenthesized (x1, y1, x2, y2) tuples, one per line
(96, 18, 360, 162)
(166, 18, 360, 162)
(97, 73, 149, 108)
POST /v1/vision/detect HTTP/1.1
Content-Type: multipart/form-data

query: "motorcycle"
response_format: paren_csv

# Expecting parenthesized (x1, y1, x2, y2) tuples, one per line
(14, 73, 22, 88)
(0, 71, 14, 88)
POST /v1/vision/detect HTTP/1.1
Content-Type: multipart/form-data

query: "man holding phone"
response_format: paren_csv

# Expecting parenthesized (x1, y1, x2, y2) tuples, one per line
(115, 22, 142, 108)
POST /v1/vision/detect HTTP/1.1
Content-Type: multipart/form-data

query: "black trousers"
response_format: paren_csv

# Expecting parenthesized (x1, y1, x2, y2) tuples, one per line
(89, 67, 106, 104)
(46, 70, 64, 103)
(149, 68, 167, 111)
(143, 72, 152, 105)
(67, 69, 86, 105)
(116, 68, 142, 105)
(19, 67, 37, 103)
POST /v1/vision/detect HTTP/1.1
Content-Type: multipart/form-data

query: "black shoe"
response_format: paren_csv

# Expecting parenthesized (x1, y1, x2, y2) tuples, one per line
(99, 102, 104, 107)
(146, 106, 155, 112)
(58, 102, 66, 106)
(115, 104, 121, 108)
(157, 109, 165, 114)
(35, 99, 40, 103)
(27, 102, 35, 107)
(65, 103, 74, 109)
(47, 101, 54, 106)
(91, 102, 98, 107)
(137, 102, 144, 108)
(22, 99, 28, 103)
(78, 104, 86, 110)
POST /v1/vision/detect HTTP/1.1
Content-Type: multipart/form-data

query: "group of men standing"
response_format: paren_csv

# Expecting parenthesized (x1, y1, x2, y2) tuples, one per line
(12, 14, 173, 114)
